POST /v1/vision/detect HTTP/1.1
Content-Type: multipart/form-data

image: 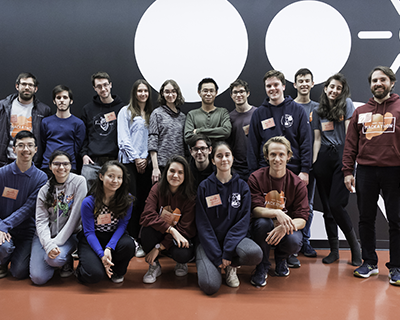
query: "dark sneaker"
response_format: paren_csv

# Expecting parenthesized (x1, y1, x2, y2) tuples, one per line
(275, 259, 290, 277)
(0, 264, 8, 278)
(301, 243, 317, 257)
(111, 274, 124, 283)
(354, 262, 379, 278)
(389, 268, 400, 286)
(251, 264, 268, 287)
(287, 255, 301, 268)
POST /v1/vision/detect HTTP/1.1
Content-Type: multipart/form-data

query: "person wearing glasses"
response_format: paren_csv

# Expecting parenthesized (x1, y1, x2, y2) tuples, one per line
(80, 72, 124, 190)
(41, 85, 85, 176)
(148, 80, 186, 184)
(184, 78, 231, 146)
(228, 79, 256, 181)
(30, 150, 87, 285)
(0, 72, 51, 168)
(188, 134, 215, 190)
(0, 131, 47, 279)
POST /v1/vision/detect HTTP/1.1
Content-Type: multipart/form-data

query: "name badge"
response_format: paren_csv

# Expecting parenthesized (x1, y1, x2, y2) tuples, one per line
(2, 187, 19, 200)
(321, 121, 334, 131)
(206, 194, 222, 208)
(97, 213, 112, 225)
(242, 124, 250, 136)
(104, 111, 116, 122)
(358, 112, 372, 124)
(261, 117, 275, 130)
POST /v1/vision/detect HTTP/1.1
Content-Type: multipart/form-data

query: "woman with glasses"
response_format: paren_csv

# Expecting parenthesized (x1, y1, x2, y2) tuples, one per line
(148, 80, 186, 184)
(30, 150, 87, 285)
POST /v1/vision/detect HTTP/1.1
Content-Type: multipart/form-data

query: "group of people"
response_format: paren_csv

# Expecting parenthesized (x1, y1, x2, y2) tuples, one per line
(0, 65, 399, 295)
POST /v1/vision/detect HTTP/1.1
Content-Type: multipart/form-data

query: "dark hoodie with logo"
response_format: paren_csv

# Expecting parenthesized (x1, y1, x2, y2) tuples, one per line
(342, 93, 400, 176)
(80, 95, 124, 159)
(247, 96, 312, 174)
(196, 172, 251, 267)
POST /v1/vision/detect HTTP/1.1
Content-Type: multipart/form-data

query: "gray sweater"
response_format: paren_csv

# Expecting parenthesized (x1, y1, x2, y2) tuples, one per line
(35, 173, 87, 254)
(148, 105, 186, 167)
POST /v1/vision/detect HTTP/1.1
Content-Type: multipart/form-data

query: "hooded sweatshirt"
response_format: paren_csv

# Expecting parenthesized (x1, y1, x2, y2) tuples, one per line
(80, 95, 124, 159)
(196, 172, 251, 267)
(247, 96, 312, 174)
(35, 173, 87, 255)
(342, 93, 400, 176)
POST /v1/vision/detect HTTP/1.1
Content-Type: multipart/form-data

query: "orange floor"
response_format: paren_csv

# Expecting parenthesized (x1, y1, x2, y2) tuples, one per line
(0, 250, 398, 320)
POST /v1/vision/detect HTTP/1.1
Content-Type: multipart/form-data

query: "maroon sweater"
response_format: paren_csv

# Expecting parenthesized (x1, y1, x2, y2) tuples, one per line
(140, 183, 196, 249)
(247, 167, 309, 221)
(342, 94, 400, 176)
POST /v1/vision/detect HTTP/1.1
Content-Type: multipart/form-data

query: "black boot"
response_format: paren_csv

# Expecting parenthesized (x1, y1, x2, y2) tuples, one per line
(345, 228, 362, 266)
(322, 238, 339, 264)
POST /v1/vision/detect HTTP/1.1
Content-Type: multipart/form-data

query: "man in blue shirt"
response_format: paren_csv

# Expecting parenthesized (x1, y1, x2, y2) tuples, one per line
(0, 131, 47, 279)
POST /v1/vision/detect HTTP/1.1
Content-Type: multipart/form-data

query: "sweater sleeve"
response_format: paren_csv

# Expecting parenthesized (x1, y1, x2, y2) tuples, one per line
(53, 176, 87, 247)
(247, 111, 261, 173)
(105, 204, 132, 251)
(140, 184, 170, 233)
(184, 111, 196, 145)
(298, 107, 312, 174)
(222, 182, 251, 261)
(342, 110, 359, 176)
(81, 196, 104, 258)
(148, 111, 159, 153)
(74, 120, 86, 160)
(195, 183, 223, 267)
(0, 171, 47, 233)
(196, 108, 232, 141)
(80, 107, 89, 158)
(35, 183, 57, 255)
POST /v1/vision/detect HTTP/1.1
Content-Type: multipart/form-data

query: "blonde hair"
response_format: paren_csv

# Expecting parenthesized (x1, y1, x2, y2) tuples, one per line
(263, 136, 293, 162)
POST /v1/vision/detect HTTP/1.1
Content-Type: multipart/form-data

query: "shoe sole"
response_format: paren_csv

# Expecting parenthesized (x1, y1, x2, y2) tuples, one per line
(354, 270, 379, 278)
(250, 277, 267, 287)
(303, 252, 317, 258)
(287, 263, 301, 268)
(275, 269, 290, 277)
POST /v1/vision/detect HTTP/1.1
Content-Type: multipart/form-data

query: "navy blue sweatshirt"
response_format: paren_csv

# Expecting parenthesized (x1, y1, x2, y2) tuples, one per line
(196, 172, 251, 267)
(247, 96, 312, 174)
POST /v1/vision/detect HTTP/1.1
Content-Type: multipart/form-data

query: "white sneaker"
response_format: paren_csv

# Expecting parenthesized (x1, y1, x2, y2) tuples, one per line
(143, 260, 162, 284)
(135, 244, 146, 258)
(225, 266, 240, 287)
(174, 263, 188, 276)
(111, 274, 124, 283)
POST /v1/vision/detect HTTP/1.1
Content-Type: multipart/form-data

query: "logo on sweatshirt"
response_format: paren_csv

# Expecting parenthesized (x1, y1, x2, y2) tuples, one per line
(230, 193, 241, 208)
(281, 114, 294, 128)
(93, 113, 116, 136)
(362, 112, 395, 140)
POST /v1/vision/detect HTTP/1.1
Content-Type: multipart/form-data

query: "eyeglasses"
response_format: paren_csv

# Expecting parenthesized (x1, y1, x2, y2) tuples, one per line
(164, 90, 177, 96)
(232, 90, 246, 95)
(19, 82, 36, 88)
(201, 89, 215, 94)
(191, 146, 209, 153)
(15, 143, 36, 149)
(94, 83, 110, 90)
(52, 162, 71, 168)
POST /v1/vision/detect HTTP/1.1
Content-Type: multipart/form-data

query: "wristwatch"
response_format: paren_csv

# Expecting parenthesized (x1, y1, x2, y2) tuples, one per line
(155, 243, 162, 251)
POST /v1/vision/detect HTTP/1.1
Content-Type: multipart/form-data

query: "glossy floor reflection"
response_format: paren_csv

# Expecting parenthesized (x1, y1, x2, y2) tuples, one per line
(0, 250, 398, 320)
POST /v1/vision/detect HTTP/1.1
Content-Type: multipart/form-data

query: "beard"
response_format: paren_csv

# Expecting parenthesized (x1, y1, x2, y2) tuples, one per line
(19, 91, 34, 101)
(372, 86, 390, 100)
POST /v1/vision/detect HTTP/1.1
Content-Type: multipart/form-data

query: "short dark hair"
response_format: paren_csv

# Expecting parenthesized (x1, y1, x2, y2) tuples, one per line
(198, 78, 219, 92)
(368, 66, 396, 84)
(263, 70, 286, 86)
(229, 79, 249, 94)
(189, 134, 212, 149)
(52, 85, 73, 101)
(211, 141, 232, 159)
(294, 68, 313, 82)
(16, 72, 38, 86)
(157, 79, 185, 107)
(91, 71, 111, 86)
(13, 130, 36, 146)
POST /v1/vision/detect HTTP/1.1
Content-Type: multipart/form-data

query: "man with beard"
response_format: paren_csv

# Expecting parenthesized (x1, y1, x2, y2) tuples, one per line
(228, 79, 256, 181)
(343, 66, 400, 286)
(80, 72, 124, 190)
(0, 73, 51, 168)
(41, 85, 85, 175)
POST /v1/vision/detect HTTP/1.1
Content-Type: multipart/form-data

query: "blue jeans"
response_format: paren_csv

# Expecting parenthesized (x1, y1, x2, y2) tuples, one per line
(0, 228, 34, 279)
(251, 218, 303, 270)
(356, 165, 400, 268)
(29, 234, 78, 285)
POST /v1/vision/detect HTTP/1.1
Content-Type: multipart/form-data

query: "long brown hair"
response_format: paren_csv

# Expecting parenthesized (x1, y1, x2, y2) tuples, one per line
(127, 79, 153, 125)
(88, 161, 134, 218)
